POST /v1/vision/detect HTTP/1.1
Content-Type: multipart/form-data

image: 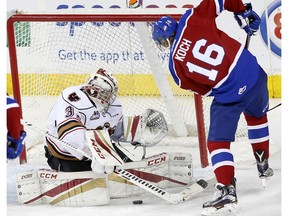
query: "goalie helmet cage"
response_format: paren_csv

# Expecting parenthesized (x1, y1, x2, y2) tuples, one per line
(6, 9, 245, 166)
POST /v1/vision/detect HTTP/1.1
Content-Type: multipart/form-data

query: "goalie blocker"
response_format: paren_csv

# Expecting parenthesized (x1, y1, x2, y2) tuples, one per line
(16, 152, 193, 206)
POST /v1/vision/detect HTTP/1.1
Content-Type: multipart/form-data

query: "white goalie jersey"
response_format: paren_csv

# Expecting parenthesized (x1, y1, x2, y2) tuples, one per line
(46, 85, 123, 160)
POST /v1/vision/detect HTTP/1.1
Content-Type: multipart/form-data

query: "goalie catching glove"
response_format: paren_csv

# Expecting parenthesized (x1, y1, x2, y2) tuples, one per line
(234, 3, 261, 36)
(121, 109, 168, 147)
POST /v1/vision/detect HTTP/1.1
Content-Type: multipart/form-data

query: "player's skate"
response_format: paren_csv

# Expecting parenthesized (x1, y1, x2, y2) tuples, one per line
(201, 183, 238, 216)
(255, 150, 274, 188)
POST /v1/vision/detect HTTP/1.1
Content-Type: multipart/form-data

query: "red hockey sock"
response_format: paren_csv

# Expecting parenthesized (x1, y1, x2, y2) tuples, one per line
(245, 114, 270, 158)
(208, 141, 235, 185)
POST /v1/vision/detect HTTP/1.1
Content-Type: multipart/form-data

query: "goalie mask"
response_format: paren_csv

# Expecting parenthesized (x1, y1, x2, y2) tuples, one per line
(152, 16, 178, 52)
(84, 68, 118, 113)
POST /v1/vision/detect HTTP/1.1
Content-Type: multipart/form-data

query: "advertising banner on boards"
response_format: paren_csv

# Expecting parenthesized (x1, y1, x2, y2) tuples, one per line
(7, 0, 281, 96)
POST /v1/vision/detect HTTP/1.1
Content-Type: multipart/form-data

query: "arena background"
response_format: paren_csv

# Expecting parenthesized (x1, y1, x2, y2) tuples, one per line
(6, 0, 281, 98)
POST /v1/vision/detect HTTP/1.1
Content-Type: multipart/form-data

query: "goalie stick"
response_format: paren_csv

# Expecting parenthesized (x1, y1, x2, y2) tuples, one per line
(21, 119, 215, 204)
(115, 168, 215, 204)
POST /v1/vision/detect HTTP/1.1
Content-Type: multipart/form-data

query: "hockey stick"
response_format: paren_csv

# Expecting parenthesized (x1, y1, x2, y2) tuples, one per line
(268, 103, 281, 112)
(245, 34, 251, 49)
(21, 119, 215, 204)
(115, 168, 215, 204)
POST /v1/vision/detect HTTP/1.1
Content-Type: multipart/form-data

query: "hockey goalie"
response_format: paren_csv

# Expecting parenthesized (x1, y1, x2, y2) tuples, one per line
(16, 68, 199, 206)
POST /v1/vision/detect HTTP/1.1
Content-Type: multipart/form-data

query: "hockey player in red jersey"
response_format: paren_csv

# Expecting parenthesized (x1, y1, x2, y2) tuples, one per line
(7, 95, 26, 159)
(152, 0, 273, 215)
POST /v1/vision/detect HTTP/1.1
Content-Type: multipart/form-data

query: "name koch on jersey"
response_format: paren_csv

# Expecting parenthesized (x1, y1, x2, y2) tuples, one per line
(168, 0, 260, 103)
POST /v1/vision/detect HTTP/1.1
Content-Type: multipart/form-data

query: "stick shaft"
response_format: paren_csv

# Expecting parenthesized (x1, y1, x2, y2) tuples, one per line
(245, 34, 251, 49)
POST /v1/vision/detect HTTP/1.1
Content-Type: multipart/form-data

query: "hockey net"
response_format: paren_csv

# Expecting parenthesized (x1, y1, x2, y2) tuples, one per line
(7, 8, 248, 165)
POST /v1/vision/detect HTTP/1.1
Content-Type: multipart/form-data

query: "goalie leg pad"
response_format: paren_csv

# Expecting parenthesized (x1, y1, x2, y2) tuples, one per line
(16, 169, 110, 206)
(108, 152, 193, 198)
(167, 152, 193, 187)
(16, 152, 194, 204)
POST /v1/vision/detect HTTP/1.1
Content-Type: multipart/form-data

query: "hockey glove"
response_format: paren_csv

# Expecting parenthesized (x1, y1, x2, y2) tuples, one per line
(121, 109, 168, 147)
(234, 3, 261, 36)
(7, 131, 26, 159)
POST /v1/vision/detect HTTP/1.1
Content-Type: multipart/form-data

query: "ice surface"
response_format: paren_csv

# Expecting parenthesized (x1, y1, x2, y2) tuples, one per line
(6, 99, 283, 216)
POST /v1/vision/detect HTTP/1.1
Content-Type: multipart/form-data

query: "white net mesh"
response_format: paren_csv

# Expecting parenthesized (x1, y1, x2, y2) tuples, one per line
(8, 10, 248, 152)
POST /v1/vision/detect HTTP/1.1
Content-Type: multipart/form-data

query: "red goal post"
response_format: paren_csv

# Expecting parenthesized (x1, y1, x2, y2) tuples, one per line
(7, 9, 210, 166)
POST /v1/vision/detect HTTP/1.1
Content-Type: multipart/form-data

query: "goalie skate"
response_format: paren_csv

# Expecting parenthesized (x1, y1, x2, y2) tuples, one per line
(202, 184, 238, 216)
